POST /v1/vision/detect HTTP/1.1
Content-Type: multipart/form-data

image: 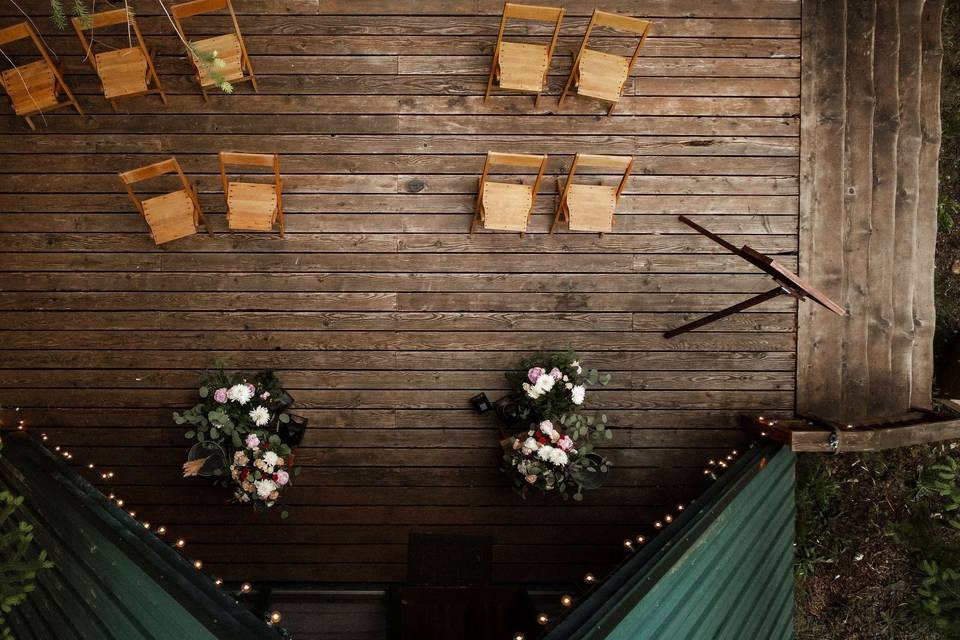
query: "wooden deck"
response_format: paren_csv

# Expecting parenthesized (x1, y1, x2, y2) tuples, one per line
(0, 0, 799, 585)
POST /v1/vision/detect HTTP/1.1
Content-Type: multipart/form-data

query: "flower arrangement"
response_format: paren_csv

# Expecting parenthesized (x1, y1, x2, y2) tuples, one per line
(175, 366, 302, 515)
(504, 351, 611, 424)
(230, 433, 293, 511)
(499, 351, 613, 500)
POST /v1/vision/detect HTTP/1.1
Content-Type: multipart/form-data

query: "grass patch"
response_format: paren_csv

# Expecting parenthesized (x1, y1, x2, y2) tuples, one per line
(795, 443, 960, 639)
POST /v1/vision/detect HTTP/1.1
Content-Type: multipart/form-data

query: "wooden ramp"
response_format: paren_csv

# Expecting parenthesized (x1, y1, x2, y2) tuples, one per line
(797, 0, 944, 424)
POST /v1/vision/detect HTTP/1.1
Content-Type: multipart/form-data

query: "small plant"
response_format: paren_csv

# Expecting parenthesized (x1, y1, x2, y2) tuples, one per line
(0, 484, 54, 639)
(917, 455, 960, 530)
(185, 42, 233, 94)
(917, 560, 960, 636)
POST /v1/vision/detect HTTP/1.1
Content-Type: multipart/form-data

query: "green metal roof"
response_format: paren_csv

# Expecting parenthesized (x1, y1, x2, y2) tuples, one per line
(0, 434, 279, 640)
(545, 444, 795, 640)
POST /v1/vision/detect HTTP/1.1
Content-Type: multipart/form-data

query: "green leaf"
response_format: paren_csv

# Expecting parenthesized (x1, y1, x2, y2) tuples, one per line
(209, 427, 219, 440)
(185, 430, 195, 439)
(279, 413, 290, 423)
(281, 510, 289, 520)
(199, 386, 210, 398)
(293, 466, 303, 477)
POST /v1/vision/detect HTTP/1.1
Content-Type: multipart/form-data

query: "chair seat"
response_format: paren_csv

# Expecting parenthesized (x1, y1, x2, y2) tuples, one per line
(227, 182, 278, 231)
(496, 42, 550, 93)
(577, 49, 630, 103)
(0, 60, 59, 116)
(481, 182, 533, 232)
(95, 47, 149, 99)
(192, 34, 245, 87)
(566, 184, 618, 232)
(141, 189, 198, 245)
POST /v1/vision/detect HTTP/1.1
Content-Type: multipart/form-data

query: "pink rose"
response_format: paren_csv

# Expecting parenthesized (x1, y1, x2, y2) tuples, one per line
(558, 435, 574, 451)
(275, 470, 290, 486)
(245, 434, 260, 449)
(549, 367, 562, 380)
(261, 391, 270, 400)
(213, 387, 228, 403)
(246, 383, 256, 395)
(527, 367, 545, 384)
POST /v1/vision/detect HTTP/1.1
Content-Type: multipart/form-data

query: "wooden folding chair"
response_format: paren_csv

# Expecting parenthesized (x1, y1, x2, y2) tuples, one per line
(559, 10, 651, 114)
(119, 157, 212, 246)
(171, 0, 257, 100)
(220, 152, 284, 237)
(551, 153, 632, 236)
(0, 22, 83, 129)
(471, 152, 547, 236)
(484, 2, 564, 106)
(72, 9, 166, 110)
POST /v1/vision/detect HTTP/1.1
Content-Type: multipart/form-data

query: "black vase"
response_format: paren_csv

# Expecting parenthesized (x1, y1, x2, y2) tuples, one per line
(274, 391, 295, 412)
(278, 413, 308, 447)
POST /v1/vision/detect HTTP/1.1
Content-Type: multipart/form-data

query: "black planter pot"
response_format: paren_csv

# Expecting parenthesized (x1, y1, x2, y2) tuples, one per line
(278, 413, 308, 447)
(273, 391, 295, 413)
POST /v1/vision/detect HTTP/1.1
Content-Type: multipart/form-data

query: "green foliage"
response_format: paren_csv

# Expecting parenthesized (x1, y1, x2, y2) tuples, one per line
(185, 42, 233, 94)
(939, 193, 958, 234)
(918, 560, 960, 637)
(48, 0, 90, 30)
(0, 452, 54, 639)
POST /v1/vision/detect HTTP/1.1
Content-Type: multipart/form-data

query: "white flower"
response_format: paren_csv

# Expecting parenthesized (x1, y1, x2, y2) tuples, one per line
(263, 451, 279, 467)
(526, 374, 555, 399)
(537, 445, 569, 467)
(255, 479, 277, 499)
(249, 405, 270, 426)
(562, 375, 569, 382)
(521, 437, 539, 455)
(565, 382, 573, 390)
(539, 420, 554, 435)
(571, 360, 582, 374)
(227, 383, 253, 405)
(571, 385, 585, 405)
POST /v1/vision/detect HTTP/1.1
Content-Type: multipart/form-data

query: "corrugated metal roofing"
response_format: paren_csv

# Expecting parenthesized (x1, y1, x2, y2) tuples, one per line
(545, 444, 795, 640)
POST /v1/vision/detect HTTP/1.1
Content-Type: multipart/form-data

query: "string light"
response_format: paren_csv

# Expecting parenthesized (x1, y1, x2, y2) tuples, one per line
(664, 514, 673, 524)
(214, 578, 223, 586)
(512, 634, 526, 640)
(653, 520, 663, 529)
(193, 560, 203, 570)
(560, 595, 573, 607)
(88, 463, 95, 470)
(143, 522, 151, 529)
(116, 499, 124, 507)
(583, 572, 596, 584)
(128, 511, 136, 518)
(676, 504, 685, 512)
(623, 538, 634, 551)
(635, 534, 646, 545)
(240, 582, 252, 593)
(270, 611, 282, 624)
(176, 538, 186, 549)
(156, 526, 167, 535)
(536, 613, 549, 626)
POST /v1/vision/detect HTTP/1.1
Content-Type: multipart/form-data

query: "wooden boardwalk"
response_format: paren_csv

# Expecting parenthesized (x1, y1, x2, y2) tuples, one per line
(797, 0, 942, 424)
(0, 0, 799, 584)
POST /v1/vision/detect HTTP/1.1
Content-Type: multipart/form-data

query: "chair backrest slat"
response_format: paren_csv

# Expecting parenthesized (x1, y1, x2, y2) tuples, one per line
(486, 152, 546, 169)
(575, 154, 633, 171)
(0, 21, 31, 45)
(119, 158, 180, 185)
(171, 0, 228, 19)
(502, 2, 563, 22)
(220, 151, 276, 168)
(74, 8, 131, 30)
(592, 10, 651, 34)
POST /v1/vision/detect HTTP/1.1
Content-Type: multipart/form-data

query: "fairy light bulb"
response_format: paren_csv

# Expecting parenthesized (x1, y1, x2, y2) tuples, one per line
(88, 463, 95, 469)
(143, 522, 151, 529)
(677, 504, 685, 512)
(664, 514, 673, 524)
(583, 572, 596, 584)
(560, 594, 573, 607)
(241, 583, 252, 593)
(41, 434, 48, 441)
(193, 560, 203, 570)
(654, 520, 663, 529)
(128, 511, 136, 518)
(108, 493, 115, 500)
(214, 578, 223, 586)
(176, 539, 186, 549)
(116, 499, 124, 507)
(156, 526, 167, 535)
(623, 538, 634, 551)
(635, 534, 646, 545)
(536, 613, 549, 625)
(54, 446, 60, 451)
(513, 634, 526, 640)
(270, 611, 282, 624)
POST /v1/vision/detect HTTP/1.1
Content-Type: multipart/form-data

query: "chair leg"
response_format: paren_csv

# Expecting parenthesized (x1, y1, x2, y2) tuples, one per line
(201, 85, 210, 102)
(534, 93, 541, 109)
(24, 115, 36, 130)
(607, 101, 617, 115)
